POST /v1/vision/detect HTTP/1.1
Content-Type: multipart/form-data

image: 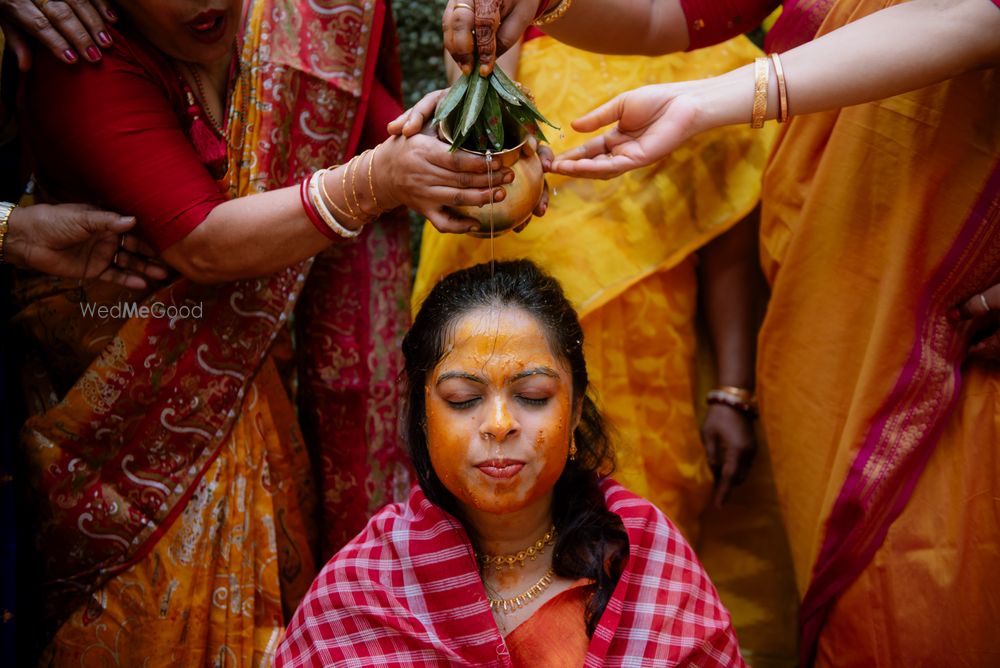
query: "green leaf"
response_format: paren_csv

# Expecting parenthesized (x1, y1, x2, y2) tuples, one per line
(483, 87, 504, 151)
(433, 72, 470, 125)
(457, 70, 490, 143)
(492, 65, 559, 129)
(488, 73, 522, 107)
(507, 104, 548, 143)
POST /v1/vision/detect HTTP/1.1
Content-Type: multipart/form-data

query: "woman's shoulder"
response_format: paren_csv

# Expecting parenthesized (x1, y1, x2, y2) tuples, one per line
(25, 22, 182, 109)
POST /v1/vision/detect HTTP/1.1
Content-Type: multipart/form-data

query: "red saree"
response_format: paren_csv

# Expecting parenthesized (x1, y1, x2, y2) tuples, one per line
(274, 479, 744, 667)
(15, 0, 400, 635)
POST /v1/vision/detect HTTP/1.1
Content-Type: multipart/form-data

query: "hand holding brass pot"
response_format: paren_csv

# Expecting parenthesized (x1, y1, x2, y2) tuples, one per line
(433, 63, 556, 238)
(437, 115, 544, 238)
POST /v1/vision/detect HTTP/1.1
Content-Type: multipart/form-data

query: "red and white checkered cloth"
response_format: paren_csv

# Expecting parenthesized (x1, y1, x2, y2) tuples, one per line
(276, 478, 745, 667)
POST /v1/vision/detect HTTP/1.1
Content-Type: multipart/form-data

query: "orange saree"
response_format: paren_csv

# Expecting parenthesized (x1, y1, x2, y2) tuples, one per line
(759, 0, 1000, 664)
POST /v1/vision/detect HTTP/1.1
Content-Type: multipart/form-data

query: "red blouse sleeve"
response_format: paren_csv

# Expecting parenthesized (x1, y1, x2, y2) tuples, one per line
(22, 29, 228, 252)
(679, 0, 783, 50)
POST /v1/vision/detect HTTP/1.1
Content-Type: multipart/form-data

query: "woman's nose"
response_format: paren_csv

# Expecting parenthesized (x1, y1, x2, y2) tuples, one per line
(480, 395, 519, 442)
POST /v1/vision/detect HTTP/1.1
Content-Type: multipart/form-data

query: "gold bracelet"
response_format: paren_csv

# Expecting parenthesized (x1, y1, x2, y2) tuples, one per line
(341, 155, 358, 217)
(0, 202, 16, 265)
(769, 53, 788, 123)
(367, 143, 381, 212)
(534, 0, 573, 26)
(309, 170, 362, 239)
(349, 151, 366, 215)
(319, 167, 360, 223)
(751, 56, 769, 129)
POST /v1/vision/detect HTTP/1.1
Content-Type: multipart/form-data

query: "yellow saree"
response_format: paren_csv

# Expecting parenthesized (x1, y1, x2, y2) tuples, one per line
(413, 35, 774, 540)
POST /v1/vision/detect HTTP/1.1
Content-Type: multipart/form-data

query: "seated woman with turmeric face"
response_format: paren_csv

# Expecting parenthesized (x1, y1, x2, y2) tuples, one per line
(275, 259, 745, 667)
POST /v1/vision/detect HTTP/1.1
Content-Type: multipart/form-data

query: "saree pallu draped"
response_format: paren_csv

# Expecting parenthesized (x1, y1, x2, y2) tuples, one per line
(274, 479, 744, 667)
(758, 0, 1000, 664)
(293, 3, 413, 560)
(13, 0, 390, 661)
(412, 35, 774, 541)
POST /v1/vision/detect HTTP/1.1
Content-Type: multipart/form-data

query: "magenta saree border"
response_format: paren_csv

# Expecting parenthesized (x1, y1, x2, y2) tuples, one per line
(798, 158, 1000, 665)
(765, 0, 836, 53)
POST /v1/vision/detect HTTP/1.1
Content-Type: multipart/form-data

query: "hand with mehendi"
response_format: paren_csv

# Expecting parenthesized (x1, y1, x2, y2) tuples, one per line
(442, 0, 541, 76)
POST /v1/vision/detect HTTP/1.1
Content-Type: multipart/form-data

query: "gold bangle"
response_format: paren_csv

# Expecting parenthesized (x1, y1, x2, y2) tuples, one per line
(534, 0, 573, 26)
(769, 53, 788, 123)
(715, 386, 755, 404)
(367, 144, 381, 212)
(349, 151, 366, 215)
(341, 156, 358, 217)
(0, 202, 16, 265)
(319, 168, 361, 224)
(751, 57, 769, 129)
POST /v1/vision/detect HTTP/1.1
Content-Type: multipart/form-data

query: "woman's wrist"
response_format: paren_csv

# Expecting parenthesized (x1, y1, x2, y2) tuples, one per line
(689, 62, 780, 132)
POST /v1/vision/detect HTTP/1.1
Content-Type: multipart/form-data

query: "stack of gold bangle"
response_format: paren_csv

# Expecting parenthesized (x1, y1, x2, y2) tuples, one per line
(751, 53, 790, 128)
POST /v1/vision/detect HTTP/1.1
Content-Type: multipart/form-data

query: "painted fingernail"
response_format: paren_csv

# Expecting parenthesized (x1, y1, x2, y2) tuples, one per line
(63, 49, 79, 63)
(98, 31, 112, 46)
(947, 308, 961, 321)
(86, 46, 102, 61)
(105, 7, 117, 20)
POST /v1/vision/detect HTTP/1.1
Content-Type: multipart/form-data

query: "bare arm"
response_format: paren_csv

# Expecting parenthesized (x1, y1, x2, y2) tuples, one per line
(163, 132, 514, 284)
(443, 0, 690, 75)
(697, 211, 763, 507)
(552, 0, 1000, 178)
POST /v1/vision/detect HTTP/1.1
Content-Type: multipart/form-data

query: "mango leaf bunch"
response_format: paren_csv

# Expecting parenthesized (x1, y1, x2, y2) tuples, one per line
(433, 62, 558, 153)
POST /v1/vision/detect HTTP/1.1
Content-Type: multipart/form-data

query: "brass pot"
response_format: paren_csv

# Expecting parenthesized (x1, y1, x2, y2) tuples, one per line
(437, 117, 544, 238)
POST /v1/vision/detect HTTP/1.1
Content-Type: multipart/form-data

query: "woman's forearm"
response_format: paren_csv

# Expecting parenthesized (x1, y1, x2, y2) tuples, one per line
(542, 0, 691, 55)
(697, 0, 1000, 131)
(698, 211, 762, 390)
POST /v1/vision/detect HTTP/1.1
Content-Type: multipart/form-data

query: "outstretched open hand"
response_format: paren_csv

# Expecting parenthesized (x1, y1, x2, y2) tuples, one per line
(550, 84, 703, 180)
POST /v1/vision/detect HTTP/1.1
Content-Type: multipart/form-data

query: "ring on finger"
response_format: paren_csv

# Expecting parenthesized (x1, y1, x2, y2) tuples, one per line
(453, 2, 475, 11)
(980, 293, 991, 312)
(112, 234, 126, 266)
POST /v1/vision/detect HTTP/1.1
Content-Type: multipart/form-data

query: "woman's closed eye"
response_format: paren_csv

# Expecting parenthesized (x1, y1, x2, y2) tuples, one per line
(516, 395, 550, 407)
(445, 396, 481, 409)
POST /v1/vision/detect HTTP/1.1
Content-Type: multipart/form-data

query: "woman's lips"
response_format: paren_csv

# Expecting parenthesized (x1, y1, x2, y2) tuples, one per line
(187, 11, 228, 44)
(476, 459, 525, 479)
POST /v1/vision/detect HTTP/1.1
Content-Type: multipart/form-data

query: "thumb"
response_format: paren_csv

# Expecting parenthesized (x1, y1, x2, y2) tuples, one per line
(82, 211, 136, 234)
(5, 26, 34, 72)
(571, 93, 626, 133)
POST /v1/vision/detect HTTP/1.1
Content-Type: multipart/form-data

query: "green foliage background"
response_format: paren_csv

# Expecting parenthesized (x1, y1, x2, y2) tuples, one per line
(394, 0, 451, 107)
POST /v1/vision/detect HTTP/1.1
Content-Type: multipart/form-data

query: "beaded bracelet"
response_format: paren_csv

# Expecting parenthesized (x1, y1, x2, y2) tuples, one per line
(706, 386, 758, 418)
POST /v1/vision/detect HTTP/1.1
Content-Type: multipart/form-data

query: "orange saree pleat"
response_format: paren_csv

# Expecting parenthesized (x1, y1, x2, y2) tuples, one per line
(758, 1, 1000, 663)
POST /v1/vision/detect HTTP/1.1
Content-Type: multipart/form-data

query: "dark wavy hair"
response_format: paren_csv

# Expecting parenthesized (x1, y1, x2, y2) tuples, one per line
(401, 259, 628, 636)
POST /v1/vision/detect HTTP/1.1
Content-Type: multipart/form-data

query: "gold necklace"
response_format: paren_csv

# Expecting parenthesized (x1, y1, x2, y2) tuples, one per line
(487, 568, 555, 614)
(186, 64, 223, 133)
(477, 526, 556, 572)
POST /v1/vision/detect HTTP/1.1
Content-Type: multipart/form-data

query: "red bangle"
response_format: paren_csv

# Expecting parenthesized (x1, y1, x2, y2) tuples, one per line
(300, 173, 338, 241)
(533, 0, 554, 20)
